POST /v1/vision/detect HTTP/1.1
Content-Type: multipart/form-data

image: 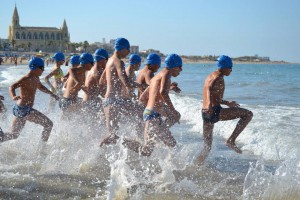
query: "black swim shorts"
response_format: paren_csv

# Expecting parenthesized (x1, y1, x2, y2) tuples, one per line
(202, 105, 222, 123)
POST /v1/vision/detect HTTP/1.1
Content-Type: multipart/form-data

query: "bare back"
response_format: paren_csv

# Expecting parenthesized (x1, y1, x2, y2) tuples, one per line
(83, 67, 103, 101)
(104, 56, 125, 98)
(136, 67, 154, 97)
(14, 75, 40, 107)
(146, 70, 171, 110)
(64, 68, 86, 100)
(202, 71, 225, 109)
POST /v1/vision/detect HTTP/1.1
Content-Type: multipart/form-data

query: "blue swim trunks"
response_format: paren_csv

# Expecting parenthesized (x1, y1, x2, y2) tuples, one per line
(143, 109, 161, 122)
(102, 98, 127, 108)
(13, 104, 33, 118)
(59, 98, 73, 111)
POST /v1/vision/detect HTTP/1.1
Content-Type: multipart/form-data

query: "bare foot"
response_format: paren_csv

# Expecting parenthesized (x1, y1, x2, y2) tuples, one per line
(122, 138, 141, 153)
(195, 155, 206, 166)
(99, 134, 120, 147)
(0, 128, 4, 142)
(225, 142, 242, 154)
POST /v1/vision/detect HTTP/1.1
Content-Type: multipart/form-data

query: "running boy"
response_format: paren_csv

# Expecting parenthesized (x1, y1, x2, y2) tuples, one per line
(99, 38, 133, 146)
(82, 49, 108, 120)
(196, 55, 253, 165)
(123, 54, 183, 156)
(45, 52, 65, 112)
(0, 57, 59, 142)
(136, 53, 161, 97)
(59, 53, 94, 119)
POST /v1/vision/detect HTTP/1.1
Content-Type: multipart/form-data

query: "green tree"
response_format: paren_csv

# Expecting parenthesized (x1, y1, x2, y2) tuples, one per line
(47, 41, 53, 52)
(11, 39, 16, 50)
(83, 40, 89, 52)
(27, 42, 32, 52)
(21, 43, 25, 50)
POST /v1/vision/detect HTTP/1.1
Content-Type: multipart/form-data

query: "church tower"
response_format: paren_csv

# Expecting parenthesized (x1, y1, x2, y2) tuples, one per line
(12, 4, 20, 28)
(61, 19, 70, 41)
(7, 4, 70, 52)
(9, 4, 20, 41)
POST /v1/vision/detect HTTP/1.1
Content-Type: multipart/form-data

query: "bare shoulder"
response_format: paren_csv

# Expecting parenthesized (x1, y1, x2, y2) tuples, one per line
(18, 75, 31, 83)
(52, 67, 60, 73)
(106, 57, 117, 69)
(138, 68, 146, 77)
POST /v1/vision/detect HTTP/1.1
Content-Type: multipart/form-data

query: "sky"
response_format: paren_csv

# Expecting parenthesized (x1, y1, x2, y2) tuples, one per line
(0, 0, 300, 62)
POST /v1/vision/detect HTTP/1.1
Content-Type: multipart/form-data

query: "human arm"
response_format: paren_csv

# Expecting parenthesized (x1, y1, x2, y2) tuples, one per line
(159, 76, 180, 122)
(37, 79, 59, 100)
(116, 61, 132, 93)
(69, 68, 88, 93)
(144, 72, 152, 86)
(61, 72, 69, 83)
(220, 99, 240, 108)
(217, 77, 240, 108)
(170, 82, 181, 93)
(9, 78, 23, 101)
(139, 86, 149, 106)
(99, 69, 106, 97)
(44, 69, 59, 92)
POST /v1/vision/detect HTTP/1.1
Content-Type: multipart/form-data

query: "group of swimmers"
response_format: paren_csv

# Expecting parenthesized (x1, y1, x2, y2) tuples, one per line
(0, 37, 253, 165)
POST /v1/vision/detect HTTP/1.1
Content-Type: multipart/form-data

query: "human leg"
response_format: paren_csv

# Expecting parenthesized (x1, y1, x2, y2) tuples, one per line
(47, 96, 56, 113)
(100, 104, 120, 146)
(6, 117, 27, 141)
(219, 107, 253, 153)
(196, 121, 214, 165)
(25, 109, 53, 142)
(121, 100, 144, 134)
(0, 126, 4, 142)
(155, 121, 176, 147)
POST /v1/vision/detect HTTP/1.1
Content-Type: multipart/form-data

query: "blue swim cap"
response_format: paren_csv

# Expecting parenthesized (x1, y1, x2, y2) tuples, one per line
(145, 53, 161, 66)
(165, 54, 182, 69)
(52, 52, 65, 62)
(94, 48, 109, 62)
(129, 54, 141, 65)
(70, 55, 80, 65)
(80, 53, 94, 65)
(114, 38, 130, 51)
(216, 55, 232, 69)
(29, 57, 44, 70)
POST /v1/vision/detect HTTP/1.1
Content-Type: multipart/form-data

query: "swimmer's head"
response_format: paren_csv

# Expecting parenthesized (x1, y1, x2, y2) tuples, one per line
(146, 53, 161, 66)
(80, 53, 94, 70)
(94, 48, 109, 62)
(165, 54, 183, 77)
(165, 54, 182, 69)
(146, 53, 161, 72)
(29, 57, 44, 71)
(52, 52, 65, 63)
(216, 55, 232, 69)
(114, 38, 130, 51)
(129, 54, 141, 65)
(70, 55, 80, 66)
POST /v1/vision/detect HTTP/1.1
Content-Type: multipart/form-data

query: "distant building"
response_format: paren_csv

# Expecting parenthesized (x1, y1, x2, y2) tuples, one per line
(141, 49, 164, 57)
(8, 5, 70, 52)
(130, 45, 139, 54)
(109, 39, 116, 48)
(108, 39, 139, 54)
(0, 39, 10, 51)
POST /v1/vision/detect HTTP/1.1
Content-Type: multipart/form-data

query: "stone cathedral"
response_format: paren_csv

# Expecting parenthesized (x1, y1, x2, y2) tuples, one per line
(8, 5, 70, 52)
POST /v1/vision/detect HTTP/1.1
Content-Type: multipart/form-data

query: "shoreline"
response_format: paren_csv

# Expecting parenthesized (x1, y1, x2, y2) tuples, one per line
(0, 59, 297, 67)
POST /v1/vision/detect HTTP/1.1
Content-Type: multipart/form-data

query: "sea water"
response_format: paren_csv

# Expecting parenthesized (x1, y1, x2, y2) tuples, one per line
(0, 63, 299, 199)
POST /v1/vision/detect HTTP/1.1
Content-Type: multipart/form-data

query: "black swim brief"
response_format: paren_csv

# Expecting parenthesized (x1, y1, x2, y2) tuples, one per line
(202, 105, 222, 123)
